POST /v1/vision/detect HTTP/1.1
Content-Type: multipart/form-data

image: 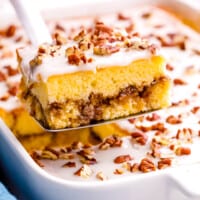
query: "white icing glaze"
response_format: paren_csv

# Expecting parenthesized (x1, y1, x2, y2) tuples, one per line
(18, 38, 154, 83)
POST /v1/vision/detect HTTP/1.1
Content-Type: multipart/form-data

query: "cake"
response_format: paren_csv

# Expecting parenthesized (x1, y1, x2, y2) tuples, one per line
(17, 22, 171, 130)
(0, 23, 118, 142)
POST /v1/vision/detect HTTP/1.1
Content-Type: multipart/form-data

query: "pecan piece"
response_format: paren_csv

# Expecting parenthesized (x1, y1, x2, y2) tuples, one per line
(4, 65, 18, 76)
(30, 151, 44, 168)
(74, 164, 93, 178)
(139, 158, 156, 173)
(62, 162, 76, 168)
(117, 13, 131, 20)
(77, 149, 97, 165)
(96, 171, 107, 181)
(95, 22, 113, 35)
(157, 158, 172, 169)
(0, 72, 6, 82)
(114, 168, 124, 175)
(173, 78, 187, 85)
(114, 154, 133, 164)
(131, 131, 148, 145)
(175, 147, 191, 156)
(6, 25, 16, 37)
(141, 12, 152, 19)
(146, 113, 160, 121)
(166, 63, 174, 71)
(191, 106, 200, 114)
(29, 55, 43, 67)
(93, 45, 120, 56)
(166, 115, 182, 124)
(8, 85, 18, 96)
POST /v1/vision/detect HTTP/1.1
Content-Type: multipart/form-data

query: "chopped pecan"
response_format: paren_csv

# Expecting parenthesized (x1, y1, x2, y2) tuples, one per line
(130, 163, 139, 172)
(66, 46, 87, 65)
(95, 22, 113, 35)
(128, 118, 136, 123)
(0, 94, 9, 101)
(146, 113, 160, 121)
(54, 32, 67, 45)
(114, 154, 133, 164)
(175, 147, 191, 156)
(171, 99, 190, 107)
(29, 55, 43, 67)
(131, 131, 148, 145)
(141, 12, 152, 19)
(62, 162, 76, 168)
(73, 30, 86, 42)
(38, 46, 47, 54)
(4, 65, 18, 76)
(148, 44, 158, 55)
(157, 158, 172, 169)
(78, 37, 91, 51)
(136, 122, 166, 132)
(59, 153, 75, 160)
(176, 128, 192, 142)
(55, 23, 65, 32)
(30, 151, 44, 168)
(166, 115, 182, 124)
(41, 151, 58, 160)
(173, 78, 187, 85)
(114, 168, 124, 175)
(93, 45, 120, 55)
(71, 141, 83, 150)
(166, 63, 174, 71)
(6, 25, 16, 37)
(99, 135, 122, 150)
(139, 158, 156, 173)
(96, 171, 107, 181)
(124, 162, 139, 172)
(125, 22, 134, 33)
(149, 138, 161, 158)
(8, 85, 18, 96)
(191, 106, 200, 114)
(15, 35, 23, 42)
(77, 149, 97, 165)
(41, 149, 58, 160)
(117, 13, 131, 20)
(74, 164, 93, 178)
(157, 34, 187, 49)
(192, 49, 200, 55)
(0, 72, 6, 82)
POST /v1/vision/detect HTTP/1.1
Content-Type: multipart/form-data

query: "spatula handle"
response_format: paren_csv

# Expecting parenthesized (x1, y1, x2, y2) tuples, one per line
(10, 0, 52, 46)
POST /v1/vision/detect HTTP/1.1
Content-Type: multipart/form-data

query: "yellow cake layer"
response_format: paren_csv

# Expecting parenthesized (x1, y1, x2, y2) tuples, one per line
(30, 56, 166, 107)
(0, 107, 44, 136)
(19, 123, 128, 151)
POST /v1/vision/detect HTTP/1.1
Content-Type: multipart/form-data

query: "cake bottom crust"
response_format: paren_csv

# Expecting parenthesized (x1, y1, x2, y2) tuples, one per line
(26, 77, 171, 129)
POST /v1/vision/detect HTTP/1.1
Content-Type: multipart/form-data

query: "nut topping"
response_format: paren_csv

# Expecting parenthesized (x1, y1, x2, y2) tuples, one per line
(175, 147, 191, 156)
(114, 154, 133, 164)
(74, 164, 93, 178)
(139, 158, 156, 173)
(62, 162, 76, 168)
(93, 45, 120, 56)
(157, 158, 172, 169)
(131, 132, 148, 145)
(96, 171, 107, 181)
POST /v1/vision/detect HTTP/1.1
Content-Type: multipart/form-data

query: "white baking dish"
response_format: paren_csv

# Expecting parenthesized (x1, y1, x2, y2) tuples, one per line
(0, 0, 200, 199)
(1, 119, 200, 200)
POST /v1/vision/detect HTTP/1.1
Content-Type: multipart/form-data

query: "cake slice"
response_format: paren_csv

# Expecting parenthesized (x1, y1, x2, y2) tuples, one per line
(17, 22, 171, 130)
